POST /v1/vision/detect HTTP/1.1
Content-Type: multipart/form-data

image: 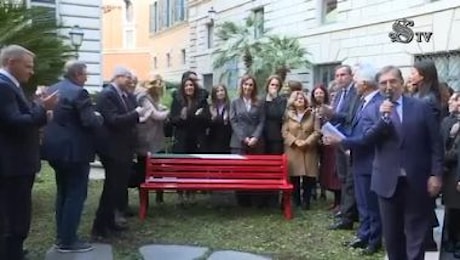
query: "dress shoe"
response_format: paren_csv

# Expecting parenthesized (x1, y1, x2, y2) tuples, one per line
(362, 244, 381, 255)
(328, 220, 353, 230)
(91, 229, 109, 241)
(424, 238, 438, 252)
(334, 211, 343, 219)
(115, 210, 128, 225)
(108, 223, 128, 232)
(123, 207, 136, 218)
(344, 238, 367, 249)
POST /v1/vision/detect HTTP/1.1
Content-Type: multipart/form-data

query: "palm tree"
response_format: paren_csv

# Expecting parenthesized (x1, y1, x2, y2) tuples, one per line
(258, 35, 311, 82)
(212, 14, 264, 79)
(213, 14, 310, 89)
(0, 2, 73, 96)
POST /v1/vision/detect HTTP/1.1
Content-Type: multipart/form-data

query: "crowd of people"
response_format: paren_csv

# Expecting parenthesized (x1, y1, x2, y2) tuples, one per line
(1, 43, 460, 260)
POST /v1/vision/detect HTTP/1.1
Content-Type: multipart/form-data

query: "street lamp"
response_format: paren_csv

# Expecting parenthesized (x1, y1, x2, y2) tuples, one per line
(207, 7, 216, 25)
(69, 25, 84, 59)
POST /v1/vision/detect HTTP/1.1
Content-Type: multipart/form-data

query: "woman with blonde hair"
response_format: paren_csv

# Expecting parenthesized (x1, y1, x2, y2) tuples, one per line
(282, 90, 321, 210)
(133, 76, 170, 203)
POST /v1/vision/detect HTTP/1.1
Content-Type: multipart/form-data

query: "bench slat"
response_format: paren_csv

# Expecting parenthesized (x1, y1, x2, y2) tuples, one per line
(149, 160, 283, 166)
(145, 178, 287, 185)
(141, 183, 293, 190)
(146, 172, 286, 179)
(150, 166, 284, 173)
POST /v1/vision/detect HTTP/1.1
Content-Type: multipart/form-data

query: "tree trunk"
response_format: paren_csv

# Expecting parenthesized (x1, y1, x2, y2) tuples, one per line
(243, 49, 253, 73)
(276, 66, 289, 83)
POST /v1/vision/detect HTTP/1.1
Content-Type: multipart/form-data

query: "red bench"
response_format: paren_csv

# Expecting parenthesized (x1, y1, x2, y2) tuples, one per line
(138, 154, 294, 220)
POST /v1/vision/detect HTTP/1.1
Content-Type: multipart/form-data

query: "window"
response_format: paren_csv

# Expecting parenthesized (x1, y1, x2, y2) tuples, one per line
(175, 0, 186, 22)
(253, 8, 264, 39)
(149, 2, 158, 33)
(313, 63, 341, 87)
(158, 0, 187, 31)
(166, 53, 171, 67)
(415, 51, 460, 91)
(124, 0, 134, 24)
(207, 24, 214, 49)
(226, 58, 239, 89)
(322, 0, 337, 24)
(31, 0, 55, 3)
(124, 28, 135, 49)
(153, 56, 158, 69)
(181, 49, 186, 65)
(166, 0, 171, 27)
(32, 6, 57, 26)
(203, 74, 213, 90)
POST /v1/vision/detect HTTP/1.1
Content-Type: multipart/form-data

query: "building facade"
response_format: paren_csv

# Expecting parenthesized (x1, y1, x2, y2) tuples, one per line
(28, 0, 103, 92)
(102, 0, 189, 83)
(189, 0, 460, 90)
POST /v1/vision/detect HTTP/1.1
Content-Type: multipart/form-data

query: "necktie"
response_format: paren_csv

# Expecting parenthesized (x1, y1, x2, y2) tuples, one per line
(121, 94, 129, 111)
(335, 89, 347, 112)
(391, 102, 402, 136)
(358, 98, 365, 111)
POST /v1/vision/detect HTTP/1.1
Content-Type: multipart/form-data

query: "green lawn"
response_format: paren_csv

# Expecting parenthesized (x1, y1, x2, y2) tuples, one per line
(27, 163, 385, 260)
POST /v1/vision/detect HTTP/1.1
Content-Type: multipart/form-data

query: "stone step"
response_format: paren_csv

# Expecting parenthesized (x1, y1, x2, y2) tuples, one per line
(139, 245, 272, 260)
(45, 243, 113, 260)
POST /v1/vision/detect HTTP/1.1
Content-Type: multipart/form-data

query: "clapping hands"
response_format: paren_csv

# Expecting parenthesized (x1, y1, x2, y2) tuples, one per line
(40, 90, 59, 111)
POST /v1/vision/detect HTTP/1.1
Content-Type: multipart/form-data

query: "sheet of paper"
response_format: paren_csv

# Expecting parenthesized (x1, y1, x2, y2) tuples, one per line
(321, 122, 346, 139)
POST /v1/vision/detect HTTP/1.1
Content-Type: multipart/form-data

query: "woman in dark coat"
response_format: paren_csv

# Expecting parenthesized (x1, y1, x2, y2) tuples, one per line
(311, 84, 341, 212)
(207, 84, 232, 154)
(441, 92, 460, 257)
(409, 60, 442, 251)
(262, 75, 286, 207)
(170, 77, 210, 204)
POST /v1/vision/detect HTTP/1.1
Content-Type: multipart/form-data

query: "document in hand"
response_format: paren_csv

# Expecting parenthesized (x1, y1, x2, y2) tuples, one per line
(321, 122, 346, 139)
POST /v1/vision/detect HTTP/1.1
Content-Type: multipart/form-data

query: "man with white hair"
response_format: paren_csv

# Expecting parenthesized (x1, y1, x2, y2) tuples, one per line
(91, 66, 147, 239)
(0, 44, 57, 259)
(327, 63, 383, 255)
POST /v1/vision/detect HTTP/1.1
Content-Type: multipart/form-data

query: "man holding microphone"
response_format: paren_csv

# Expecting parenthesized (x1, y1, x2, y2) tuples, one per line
(324, 65, 443, 259)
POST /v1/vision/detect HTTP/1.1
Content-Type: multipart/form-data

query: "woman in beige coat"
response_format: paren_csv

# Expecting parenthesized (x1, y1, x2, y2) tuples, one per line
(282, 90, 321, 210)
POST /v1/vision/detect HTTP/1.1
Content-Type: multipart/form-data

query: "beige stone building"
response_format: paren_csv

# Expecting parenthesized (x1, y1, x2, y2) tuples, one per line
(189, 0, 460, 90)
(102, 0, 189, 83)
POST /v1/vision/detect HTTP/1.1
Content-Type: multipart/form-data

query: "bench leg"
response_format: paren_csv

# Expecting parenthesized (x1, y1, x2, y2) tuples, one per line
(139, 188, 149, 220)
(282, 191, 293, 220)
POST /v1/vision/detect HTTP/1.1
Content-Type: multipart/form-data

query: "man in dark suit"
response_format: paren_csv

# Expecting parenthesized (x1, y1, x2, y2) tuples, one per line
(0, 45, 57, 260)
(91, 67, 147, 239)
(328, 65, 443, 259)
(329, 65, 358, 230)
(325, 63, 383, 255)
(41, 61, 103, 253)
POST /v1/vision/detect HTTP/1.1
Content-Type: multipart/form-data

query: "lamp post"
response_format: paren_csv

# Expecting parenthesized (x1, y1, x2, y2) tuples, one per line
(207, 7, 216, 25)
(69, 25, 84, 59)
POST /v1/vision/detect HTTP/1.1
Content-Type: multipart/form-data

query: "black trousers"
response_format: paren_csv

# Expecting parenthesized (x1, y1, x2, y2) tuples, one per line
(92, 157, 131, 233)
(336, 148, 357, 222)
(0, 174, 35, 260)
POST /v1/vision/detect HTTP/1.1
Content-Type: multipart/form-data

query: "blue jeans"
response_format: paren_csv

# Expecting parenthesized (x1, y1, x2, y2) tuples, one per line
(49, 161, 90, 246)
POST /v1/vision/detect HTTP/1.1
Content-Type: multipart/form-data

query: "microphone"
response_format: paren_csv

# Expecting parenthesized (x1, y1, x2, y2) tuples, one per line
(383, 89, 392, 120)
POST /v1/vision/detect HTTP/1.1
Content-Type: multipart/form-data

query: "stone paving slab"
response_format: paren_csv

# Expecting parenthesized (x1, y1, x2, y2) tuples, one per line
(208, 250, 271, 260)
(45, 243, 113, 260)
(139, 244, 209, 260)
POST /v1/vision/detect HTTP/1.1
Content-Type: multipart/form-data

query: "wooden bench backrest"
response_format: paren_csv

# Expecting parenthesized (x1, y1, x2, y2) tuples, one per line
(145, 154, 288, 182)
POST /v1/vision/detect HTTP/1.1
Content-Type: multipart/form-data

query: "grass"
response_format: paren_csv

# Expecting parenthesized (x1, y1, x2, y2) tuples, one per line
(26, 163, 385, 260)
